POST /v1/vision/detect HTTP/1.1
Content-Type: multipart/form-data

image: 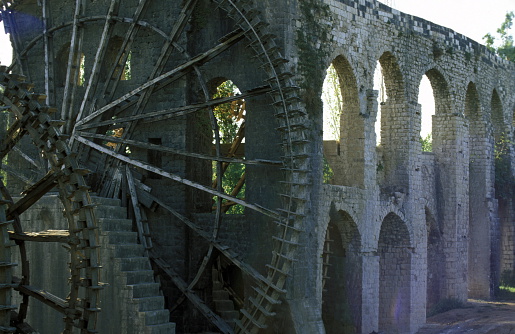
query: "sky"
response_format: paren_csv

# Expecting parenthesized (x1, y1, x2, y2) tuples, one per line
(388, 0, 514, 138)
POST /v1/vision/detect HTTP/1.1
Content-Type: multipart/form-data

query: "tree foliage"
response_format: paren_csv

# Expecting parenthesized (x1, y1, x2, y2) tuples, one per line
(484, 11, 515, 62)
(212, 80, 245, 214)
(420, 133, 432, 152)
(321, 64, 342, 140)
(213, 80, 245, 144)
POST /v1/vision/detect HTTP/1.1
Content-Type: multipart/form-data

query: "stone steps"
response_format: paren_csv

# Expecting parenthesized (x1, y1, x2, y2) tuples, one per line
(211, 269, 239, 329)
(91, 196, 175, 333)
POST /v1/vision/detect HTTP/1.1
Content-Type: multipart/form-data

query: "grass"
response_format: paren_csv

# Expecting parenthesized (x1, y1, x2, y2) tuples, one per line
(496, 285, 515, 300)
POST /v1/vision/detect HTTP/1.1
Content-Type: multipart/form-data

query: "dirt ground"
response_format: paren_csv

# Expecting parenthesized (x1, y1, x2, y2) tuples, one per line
(416, 299, 515, 334)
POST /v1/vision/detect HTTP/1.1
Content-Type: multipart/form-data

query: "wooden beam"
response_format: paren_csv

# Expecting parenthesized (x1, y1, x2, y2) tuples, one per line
(125, 166, 151, 250)
(76, 132, 279, 166)
(74, 86, 271, 130)
(75, 29, 245, 127)
(15, 285, 74, 318)
(74, 135, 280, 220)
(7, 171, 60, 219)
(9, 230, 78, 244)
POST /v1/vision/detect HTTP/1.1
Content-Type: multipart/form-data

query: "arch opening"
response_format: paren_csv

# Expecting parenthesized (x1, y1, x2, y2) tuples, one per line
(322, 211, 362, 334)
(426, 207, 444, 311)
(379, 212, 411, 332)
(374, 52, 408, 189)
(321, 56, 363, 187)
(418, 75, 435, 152)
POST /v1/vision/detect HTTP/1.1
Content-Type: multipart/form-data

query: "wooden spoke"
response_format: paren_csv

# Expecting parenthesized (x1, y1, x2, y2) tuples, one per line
(7, 171, 61, 219)
(74, 135, 281, 220)
(75, 85, 271, 130)
(1, 0, 309, 332)
(150, 254, 234, 334)
(15, 285, 71, 317)
(74, 29, 245, 128)
(75, 131, 280, 166)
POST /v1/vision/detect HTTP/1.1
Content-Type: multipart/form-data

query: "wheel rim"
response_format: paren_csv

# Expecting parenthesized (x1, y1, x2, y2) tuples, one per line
(0, 68, 101, 333)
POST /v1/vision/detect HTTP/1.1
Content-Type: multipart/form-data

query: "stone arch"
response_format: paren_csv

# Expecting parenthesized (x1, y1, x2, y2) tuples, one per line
(376, 51, 409, 189)
(424, 68, 452, 115)
(422, 69, 452, 156)
(322, 55, 363, 187)
(321, 210, 362, 334)
(378, 212, 411, 333)
(491, 89, 505, 141)
(426, 207, 444, 310)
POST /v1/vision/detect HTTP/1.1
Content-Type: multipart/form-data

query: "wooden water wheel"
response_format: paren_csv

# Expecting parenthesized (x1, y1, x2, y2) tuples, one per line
(0, 0, 309, 332)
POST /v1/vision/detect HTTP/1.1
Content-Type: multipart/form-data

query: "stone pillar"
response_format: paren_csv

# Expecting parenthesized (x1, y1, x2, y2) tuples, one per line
(433, 113, 469, 301)
(361, 252, 379, 334)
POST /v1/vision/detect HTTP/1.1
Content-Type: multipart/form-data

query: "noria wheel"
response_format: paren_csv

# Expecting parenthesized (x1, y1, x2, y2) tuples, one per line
(1, 0, 309, 332)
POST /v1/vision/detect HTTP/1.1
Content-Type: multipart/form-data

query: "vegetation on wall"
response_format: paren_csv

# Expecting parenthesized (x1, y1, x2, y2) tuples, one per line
(484, 11, 514, 62)
(494, 133, 514, 200)
(295, 0, 333, 99)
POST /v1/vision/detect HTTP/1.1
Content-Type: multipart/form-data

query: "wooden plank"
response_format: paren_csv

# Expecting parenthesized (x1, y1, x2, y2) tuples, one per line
(74, 135, 280, 220)
(150, 253, 234, 334)
(12, 147, 43, 170)
(61, 0, 85, 132)
(144, 191, 277, 291)
(9, 230, 77, 244)
(42, 0, 55, 106)
(0, 164, 32, 186)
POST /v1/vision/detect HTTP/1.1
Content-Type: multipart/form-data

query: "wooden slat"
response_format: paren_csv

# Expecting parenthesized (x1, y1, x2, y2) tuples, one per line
(7, 171, 60, 218)
(42, 0, 55, 105)
(61, 0, 86, 133)
(75, 0, 121, 127)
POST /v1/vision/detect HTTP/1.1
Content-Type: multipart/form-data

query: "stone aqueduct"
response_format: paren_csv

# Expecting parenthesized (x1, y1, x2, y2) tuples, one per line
(0, 0, 515, 333)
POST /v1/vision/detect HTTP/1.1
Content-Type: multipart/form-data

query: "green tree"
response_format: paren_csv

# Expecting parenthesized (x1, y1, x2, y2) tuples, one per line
(212, 80, 245, 214)
(321, 64, 342, 140)
(420, 133, 432, 152)
(483, 11, 515, 62)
